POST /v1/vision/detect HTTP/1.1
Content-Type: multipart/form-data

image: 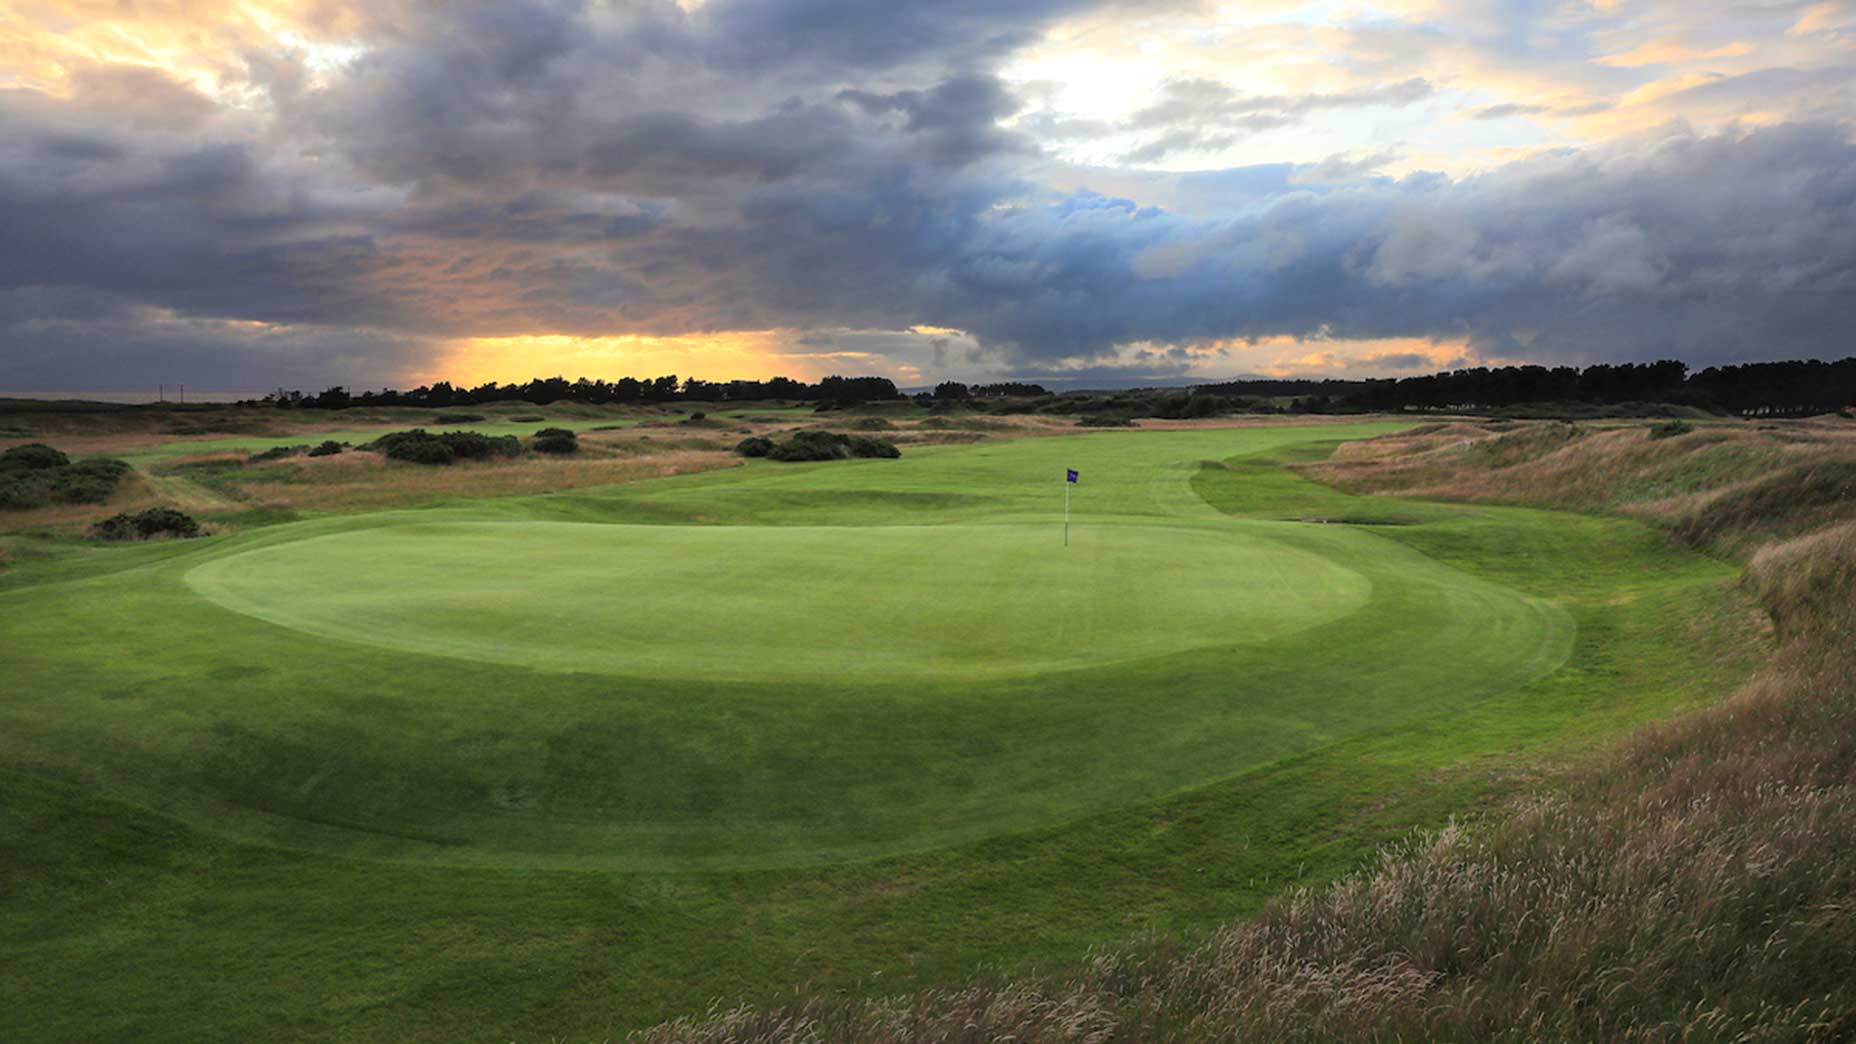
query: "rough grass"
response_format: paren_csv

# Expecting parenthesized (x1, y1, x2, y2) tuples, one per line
(635, 418, 1856, 1042)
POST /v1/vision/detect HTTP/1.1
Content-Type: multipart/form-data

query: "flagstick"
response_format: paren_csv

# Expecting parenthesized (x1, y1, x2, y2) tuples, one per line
(1064, 477, 1070, 547)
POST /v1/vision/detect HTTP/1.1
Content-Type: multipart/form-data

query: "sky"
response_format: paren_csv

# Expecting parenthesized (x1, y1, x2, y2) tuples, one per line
(1, 1, 1853, 392)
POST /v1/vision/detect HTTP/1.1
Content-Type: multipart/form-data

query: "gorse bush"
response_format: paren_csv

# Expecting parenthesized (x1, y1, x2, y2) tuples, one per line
(532, 428, 579, 454)
(90, 506, 201, 541)
(307, 441, 344, 457)
(510, 414, 546, 423)
(0, 444, 131, 509)
(1078, 416, 1137, 428)
(735, 436, 774, 458)
(366, 429, 522, 465)
(763, 430, 901, 461)
(1, 443, 70, 471)
(433, 413, 486, 424)
(248, 445, 307, 462)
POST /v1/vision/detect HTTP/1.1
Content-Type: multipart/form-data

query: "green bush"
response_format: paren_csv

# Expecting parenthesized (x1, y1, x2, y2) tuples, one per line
(509, 414, 546, 423)
(53, 459, 132, 503)
(0, 474, 50, 509)
(533, 427, 575, 439)
(90, 507, 201, 541)
(532, 431, 579, 454)
(0, 447, 131, 509)
(736, 436, 774, 458)
(441, 431, 522, 460)
(366, 429, 521, 464)
(391, 436, 455, 465)
(434, 413, 486, 424)
(1078, 416, 1136, 428)
(1649, 420, 1695, 440)
(248, 445, 307, 462)
(0, 443, 69, 472)
(764, 430, 901, 462)
(307, 441, 344, 457)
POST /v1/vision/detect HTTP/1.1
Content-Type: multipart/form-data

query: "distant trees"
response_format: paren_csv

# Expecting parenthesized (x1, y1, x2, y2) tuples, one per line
(263, 373, 902, 410)
(1193, 356, 1855, 416)
(257, 356, 1855, 418)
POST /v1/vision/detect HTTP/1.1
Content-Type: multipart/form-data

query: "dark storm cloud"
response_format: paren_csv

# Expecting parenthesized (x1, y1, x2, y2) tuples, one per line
(1, 0, 1854, 389)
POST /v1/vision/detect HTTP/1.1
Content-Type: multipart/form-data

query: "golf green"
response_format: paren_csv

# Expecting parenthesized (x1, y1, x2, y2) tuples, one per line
(185, 521, 1374, 681)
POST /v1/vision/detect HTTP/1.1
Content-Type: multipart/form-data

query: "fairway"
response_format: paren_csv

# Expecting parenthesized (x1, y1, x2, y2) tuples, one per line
(186, 520, 1373, 680)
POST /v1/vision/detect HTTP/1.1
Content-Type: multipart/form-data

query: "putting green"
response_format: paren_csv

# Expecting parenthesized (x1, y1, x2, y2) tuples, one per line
(184, 520, 1373, 681)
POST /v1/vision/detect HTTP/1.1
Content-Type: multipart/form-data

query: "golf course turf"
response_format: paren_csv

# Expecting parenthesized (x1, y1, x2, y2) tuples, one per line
(0, 422, 1762, 1039)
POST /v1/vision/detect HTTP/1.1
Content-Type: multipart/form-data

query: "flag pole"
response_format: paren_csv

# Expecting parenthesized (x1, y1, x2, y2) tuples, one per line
(1064, 475, 1070, 547)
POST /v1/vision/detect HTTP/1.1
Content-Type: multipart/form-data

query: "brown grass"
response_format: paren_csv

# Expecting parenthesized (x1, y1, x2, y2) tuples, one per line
(636, 416, 1856, 1043)
(208, 448, 738, 516)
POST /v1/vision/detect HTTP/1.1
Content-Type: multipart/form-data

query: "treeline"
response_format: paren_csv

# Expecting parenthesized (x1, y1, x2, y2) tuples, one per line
(257, 357, 1853, 416)
(1197, 357, 1856, 415)
(260, 374, 902, 409)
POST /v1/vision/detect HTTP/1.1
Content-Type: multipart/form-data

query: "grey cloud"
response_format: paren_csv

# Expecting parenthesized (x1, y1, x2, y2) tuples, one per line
(1, 0, 1853, 392)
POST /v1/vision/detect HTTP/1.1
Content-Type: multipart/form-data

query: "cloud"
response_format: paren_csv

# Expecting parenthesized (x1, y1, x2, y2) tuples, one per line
(0, 0, 1853, 390)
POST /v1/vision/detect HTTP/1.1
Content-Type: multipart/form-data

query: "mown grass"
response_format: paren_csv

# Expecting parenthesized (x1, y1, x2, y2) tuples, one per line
(0, 420, 1776, 1040)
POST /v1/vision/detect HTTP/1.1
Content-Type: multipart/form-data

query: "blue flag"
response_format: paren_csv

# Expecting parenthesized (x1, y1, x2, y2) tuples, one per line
(1066, 468, 1079, 483)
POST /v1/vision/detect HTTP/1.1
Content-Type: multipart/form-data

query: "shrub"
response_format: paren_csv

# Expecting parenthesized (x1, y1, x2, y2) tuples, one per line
(1649, 419, 1695, 440)
(1078, 416, 1136, 428)
(442, 430, 522, 460)
(509, 414, 546, 423)
(688, 411, 707, 422)
(845, 434, 901, 459)
(736, 436, 774, 458)
(248, 445, 307, 462)
(307, 441, 344, 457)
(53, 458, 131, 503)
(764, 430, 901, 462)
(90, 507, 201, 541)
(433, 413, 485, 424)
(392, 437, 456, 465)
(366, 429, 521, 464)
(532, 431, 579, 454)
(0, 448, 131, 509)
(0, 474, 50, 509)
(0, 443, 69, 472)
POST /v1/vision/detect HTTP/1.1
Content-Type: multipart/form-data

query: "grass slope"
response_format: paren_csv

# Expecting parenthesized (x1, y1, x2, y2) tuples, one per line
(0, 423, 1760, 1040)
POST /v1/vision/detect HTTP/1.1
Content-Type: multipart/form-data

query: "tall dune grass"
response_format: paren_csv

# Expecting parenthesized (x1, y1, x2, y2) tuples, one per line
(636, 417, 1856, 1043)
